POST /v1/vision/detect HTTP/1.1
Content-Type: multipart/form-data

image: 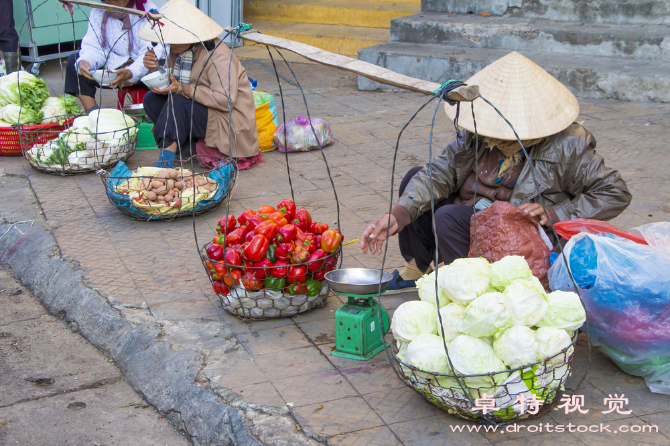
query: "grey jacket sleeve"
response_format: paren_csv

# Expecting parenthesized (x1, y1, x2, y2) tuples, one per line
(396, 132, 473, 222)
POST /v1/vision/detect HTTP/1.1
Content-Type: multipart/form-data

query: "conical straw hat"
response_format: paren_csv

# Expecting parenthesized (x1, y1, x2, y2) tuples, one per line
(137, 0, 223, 45)
(444, 52, 579, 140)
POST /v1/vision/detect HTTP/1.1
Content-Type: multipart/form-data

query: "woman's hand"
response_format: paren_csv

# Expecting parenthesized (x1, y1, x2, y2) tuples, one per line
(360, 213, 399, 255)
(518, 202, 549, 226)
(143, 49, 159, 73)
(111, 68, 132, 88)
(78, 60, 94, 80)
(151, 74, 193, 99)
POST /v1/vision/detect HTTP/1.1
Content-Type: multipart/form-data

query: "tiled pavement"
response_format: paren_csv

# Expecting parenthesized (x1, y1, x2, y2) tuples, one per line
(2, 57, 670, 444)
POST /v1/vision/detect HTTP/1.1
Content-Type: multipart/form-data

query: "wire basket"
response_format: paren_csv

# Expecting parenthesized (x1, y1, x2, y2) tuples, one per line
(0, 118, 76, 156)
(99, 156, 238, 221)
(21, 115, 138, 175)
(202, 245, 340, 319)
(390, 335, 576, 423)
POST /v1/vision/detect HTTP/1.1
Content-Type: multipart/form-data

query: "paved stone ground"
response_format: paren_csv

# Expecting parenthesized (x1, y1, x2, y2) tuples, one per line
(1, 57, 670, 444)
(0, 267, 189, 445)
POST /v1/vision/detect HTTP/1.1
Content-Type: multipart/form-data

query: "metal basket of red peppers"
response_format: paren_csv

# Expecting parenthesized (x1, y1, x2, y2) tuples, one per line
(201, 199, 343, 319)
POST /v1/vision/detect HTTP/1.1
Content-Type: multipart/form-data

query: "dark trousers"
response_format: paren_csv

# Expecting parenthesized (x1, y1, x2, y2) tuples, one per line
(143, 91, 208, 150)
(64, 53, 98, 98)
(0, 0, 19, 54)
(398, 166, 474, 272)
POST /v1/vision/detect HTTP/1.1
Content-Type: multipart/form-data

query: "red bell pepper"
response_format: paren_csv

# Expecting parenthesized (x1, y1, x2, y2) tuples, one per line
(287, 264, 308, 283)
(226, 227, 245, 247)
(238, 209, 257, 225)
(321, 229, 342, 253)
(309, 222, 329, 235)
(275, 242, 295, 261)
(307, 249, 327, 273)
(251, 258, 273, 280)
(296, 235, 316, 254)
(254, 220, 279, 241)
(325, 255, 337, 272)
(216, 215, 237, 234)
(204, 260, 215, 274)
(242, 275, 264, 291)
(212, 233, 227, 246)
(312, 270, 326, 281)
(245, 231, 255, 243)
(270, 260, 289, 278)
(243, 234, 270, 263)
(267, 211, 288, 227)
(292, 208, 312, 232)
(290, 245, 310, 264)
(276, 224, 297, 243)
(212, 281, 229, 295)
(277, 199, 296, 221)
(214, 262, 228, 278)
(245, 215, 266, 233)
(206, 243, 224, 261)
(222, 269, 243, 287)
(224, 249, 242, 269)
(257, 206, 276, 220)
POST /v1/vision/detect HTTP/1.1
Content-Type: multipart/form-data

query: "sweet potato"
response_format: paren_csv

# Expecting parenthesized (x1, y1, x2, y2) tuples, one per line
(144, 191, 157, 201)
(150, 180, 163, 189)
(154, 185, 168, 196)
(167, 179, 175, 190)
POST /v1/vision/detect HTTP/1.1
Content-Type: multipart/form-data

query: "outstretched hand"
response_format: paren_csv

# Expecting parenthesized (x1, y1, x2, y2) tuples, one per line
(360, 213, 399, 255)
(518, 202, 550, 226)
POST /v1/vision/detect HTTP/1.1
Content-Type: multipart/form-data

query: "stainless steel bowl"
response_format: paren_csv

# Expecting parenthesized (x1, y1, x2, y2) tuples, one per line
(123, 104, 145, 116)
(324, 268, 393, 295)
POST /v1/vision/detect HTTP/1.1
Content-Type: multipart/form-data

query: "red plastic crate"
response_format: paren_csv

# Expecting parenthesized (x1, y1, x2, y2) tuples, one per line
(0, 119, 75, 156)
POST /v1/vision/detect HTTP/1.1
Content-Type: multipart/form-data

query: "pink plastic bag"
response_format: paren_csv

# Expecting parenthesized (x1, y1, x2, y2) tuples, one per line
(273, 115, 334, 152)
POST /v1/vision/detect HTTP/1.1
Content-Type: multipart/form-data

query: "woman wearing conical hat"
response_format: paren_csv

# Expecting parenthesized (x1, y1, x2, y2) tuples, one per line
(360, 52, 632, 290)
(138, 0, 260, 168)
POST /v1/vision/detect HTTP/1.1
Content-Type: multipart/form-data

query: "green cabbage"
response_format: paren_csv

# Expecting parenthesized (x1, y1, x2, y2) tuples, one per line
(88, 108, 135, 140)
(535, 326, 573, 367)
(449, 334, 508, 395)
(438, 257, 492, 305)
(0, 71, 49, 110)
(40, 95, 81, 124)
(0, 104, 43, 125)
(457, 292, 513, 337)
(493, 325, 538, 368)
(416, 267, 451, 307)
(406, 333, 453, 378)
(490, 256, 533, 291)
(436, 303, 465, 342)
(503, 277, 548, 326)
(391, 301, 438, 343)
(536, 291, 586, 334)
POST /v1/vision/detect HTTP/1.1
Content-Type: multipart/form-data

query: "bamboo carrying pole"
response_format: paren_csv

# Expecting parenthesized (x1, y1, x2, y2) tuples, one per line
(226, 27, 480, 102)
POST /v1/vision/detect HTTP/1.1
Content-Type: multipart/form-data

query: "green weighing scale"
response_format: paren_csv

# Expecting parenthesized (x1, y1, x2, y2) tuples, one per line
(324, 269, 393, 360)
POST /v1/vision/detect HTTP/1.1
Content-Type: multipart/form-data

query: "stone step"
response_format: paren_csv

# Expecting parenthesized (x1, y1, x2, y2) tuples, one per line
(357, 42, 670, 102)
(244, 20, 389, 56)
(390, 14, 670, 61)
(244, 0, 420, 29)
(423, 0, 670, 25)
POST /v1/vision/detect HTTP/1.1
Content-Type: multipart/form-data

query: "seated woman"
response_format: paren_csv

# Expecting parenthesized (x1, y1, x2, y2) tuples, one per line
(360, 51, 632, 291)
(137, 0, 260, 169)
(64, 0, 165, 113)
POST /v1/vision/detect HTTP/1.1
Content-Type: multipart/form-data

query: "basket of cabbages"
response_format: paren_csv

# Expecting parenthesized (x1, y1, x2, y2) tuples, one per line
(390, 255, 586, 423)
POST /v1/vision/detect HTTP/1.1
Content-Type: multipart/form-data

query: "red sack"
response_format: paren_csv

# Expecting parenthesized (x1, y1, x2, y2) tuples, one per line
(468, 201, 551, 288)
(553, 218, 648, 245)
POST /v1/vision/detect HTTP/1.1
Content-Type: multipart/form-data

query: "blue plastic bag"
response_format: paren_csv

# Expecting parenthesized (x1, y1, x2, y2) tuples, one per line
(548, 229, 670, 394)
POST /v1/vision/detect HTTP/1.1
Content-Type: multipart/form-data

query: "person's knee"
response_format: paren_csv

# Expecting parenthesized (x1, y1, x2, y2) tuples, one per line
(434, 205, 465, 237)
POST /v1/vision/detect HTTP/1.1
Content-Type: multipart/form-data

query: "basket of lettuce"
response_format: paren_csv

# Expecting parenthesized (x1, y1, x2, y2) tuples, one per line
(0, 71, 80, 156)
(390, 256, 586, 423)
(23, 109, 138, 175)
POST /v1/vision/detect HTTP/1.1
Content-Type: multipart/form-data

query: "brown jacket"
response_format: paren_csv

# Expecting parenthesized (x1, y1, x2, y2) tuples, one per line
(394, 123, 631, 229)
(167, 42, 259, 158)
